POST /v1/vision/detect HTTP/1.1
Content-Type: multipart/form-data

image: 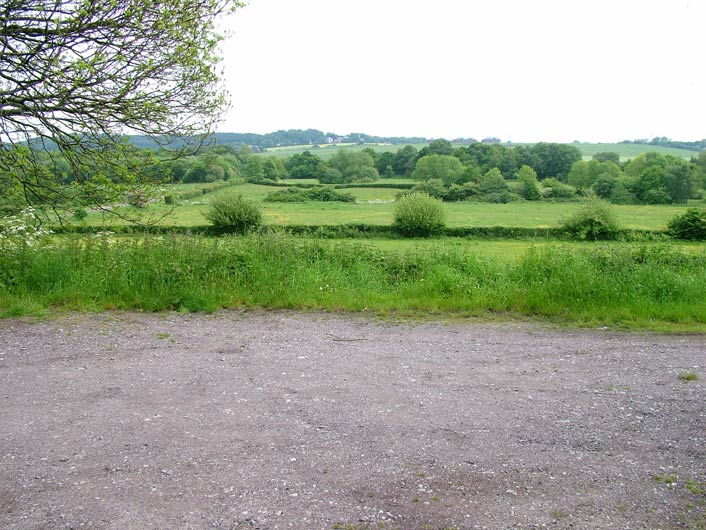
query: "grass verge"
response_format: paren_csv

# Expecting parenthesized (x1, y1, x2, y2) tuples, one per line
(1, 235, 705, 331)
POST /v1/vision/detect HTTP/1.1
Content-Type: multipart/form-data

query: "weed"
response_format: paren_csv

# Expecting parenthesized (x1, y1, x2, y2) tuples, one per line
(678, 372, 700, 382)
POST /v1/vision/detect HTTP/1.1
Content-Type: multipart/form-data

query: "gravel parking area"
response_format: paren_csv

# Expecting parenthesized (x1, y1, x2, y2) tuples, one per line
(1, 311, 704, 529)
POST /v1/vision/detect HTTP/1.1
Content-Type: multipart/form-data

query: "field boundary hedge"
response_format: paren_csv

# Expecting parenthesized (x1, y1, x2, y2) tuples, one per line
(254, 181, 415, 190)
(51, 223, 667, 241)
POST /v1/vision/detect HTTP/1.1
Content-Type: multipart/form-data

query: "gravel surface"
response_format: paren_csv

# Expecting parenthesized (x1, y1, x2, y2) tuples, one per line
(0, 311, 704, 530)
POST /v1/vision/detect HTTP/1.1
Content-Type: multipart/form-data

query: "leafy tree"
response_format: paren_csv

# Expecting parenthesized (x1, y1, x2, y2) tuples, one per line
(242, 156, 265, 183)
(529, 143, 582, 181)
(592, 152, 620, 165)
(1, 0, 242, 218)
(567, 161, 594, 192)
(464, 143, 517, 176)
(516, 165, 541, 200)
(412, 154, 464, 186)
(479, 168, 509, 195)
(286, 151, 324, 179)
(609, 179, 636, 204)
(262, 157, 287, 181)
(374, 151, 396, 177)
(392, 145, 419, 176)
(635, 166, 668, 203)
(427, 139, 455, 156)
(663, 162, 695, 204)
(324, 151, 379, 184)
(592, 175, 616, 199)
(409, 179, 447, 199)
(568, 160, 622, 193)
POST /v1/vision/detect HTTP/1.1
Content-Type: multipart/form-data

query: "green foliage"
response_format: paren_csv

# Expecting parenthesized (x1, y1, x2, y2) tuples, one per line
(642, 188, 672, 204)
(593, 151, 620, 165)
(205, 192, 262, 233)
(3, 236, 706, 330)
(479, 168, 510, 196)
(412, 154, 464, 185)
(410, 179, 447, 199)
(542, 178, 577, 200)
(72, 207, 89, 221)
(393, 192, 446, 236)
(560, 198, 621, 240)
(592, 175, 616, 199)
(517, 165, 541, 200)
(322, 150, 379, 184)
(527, 143, 583, 181)
(1, 0, 242, 218)
(609, 180, 636, 204)
(286, 151, 324, 179)
(668, 208, 706, 240)
(264, 187, 355, 203)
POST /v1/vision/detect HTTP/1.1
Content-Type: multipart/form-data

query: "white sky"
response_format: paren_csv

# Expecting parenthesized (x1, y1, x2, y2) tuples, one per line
(218, 0, 706, 143)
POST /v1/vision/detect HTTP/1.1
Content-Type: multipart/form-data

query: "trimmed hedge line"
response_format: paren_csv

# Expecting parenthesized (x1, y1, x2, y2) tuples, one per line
(51, 223, 667, 241)
(254, 181, 415, 190)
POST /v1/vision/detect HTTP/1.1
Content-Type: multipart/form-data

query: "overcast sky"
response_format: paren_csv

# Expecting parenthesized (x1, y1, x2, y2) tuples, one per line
(218, 0, 705, 143)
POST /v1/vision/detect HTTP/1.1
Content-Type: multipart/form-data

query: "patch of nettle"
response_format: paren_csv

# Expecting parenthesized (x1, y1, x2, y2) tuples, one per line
(1, 233, 705, 329)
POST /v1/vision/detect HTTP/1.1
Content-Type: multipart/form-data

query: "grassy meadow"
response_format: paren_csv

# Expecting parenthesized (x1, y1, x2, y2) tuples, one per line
(81, 182, 701, 231)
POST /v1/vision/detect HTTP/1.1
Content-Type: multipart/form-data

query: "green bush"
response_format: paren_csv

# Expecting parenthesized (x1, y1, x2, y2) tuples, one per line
(668, 208, 706, 240)
(393, 192, 446, 237)
(542, 178, 577, 200)
(642, 188, 672, 205)
(264, 186, 355, 203)
(205, 192, 262, 233)
(410, 179, 447, 199)
(72, 207, 88, 221)
(560, 198, 621, 240)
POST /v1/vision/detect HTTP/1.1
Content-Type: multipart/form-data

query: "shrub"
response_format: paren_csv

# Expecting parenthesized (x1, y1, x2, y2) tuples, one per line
(481, 191, 518, 203)
(411, 179, 447, 199)
(393, 192, 446, 237)
(542, 178, 577, 200)
(445, 182, 479, 202)
(642, 188, 672, 205)
(264, 186, 355, 203)
(205, 192, 262, 233)
(560, 198, 621, 240)
(72, 207, 88, 221)
(668, 208, 706, 240)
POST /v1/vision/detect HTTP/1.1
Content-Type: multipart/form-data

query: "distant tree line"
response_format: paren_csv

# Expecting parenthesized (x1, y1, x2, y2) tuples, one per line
(620, 137, 706, 152)
(129, 130, 427, 151)
(2, 137, 705, 216)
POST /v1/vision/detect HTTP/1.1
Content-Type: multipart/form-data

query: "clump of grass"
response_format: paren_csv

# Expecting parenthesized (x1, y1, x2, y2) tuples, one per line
(678, 372, 699, 382)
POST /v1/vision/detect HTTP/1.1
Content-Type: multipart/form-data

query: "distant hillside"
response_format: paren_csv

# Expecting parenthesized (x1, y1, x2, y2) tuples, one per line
(129, 130, 428, 151)
(620, 137, 706, 152)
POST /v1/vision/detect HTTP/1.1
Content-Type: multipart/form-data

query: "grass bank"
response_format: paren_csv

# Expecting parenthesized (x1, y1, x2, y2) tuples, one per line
(1, 235, 705, 331)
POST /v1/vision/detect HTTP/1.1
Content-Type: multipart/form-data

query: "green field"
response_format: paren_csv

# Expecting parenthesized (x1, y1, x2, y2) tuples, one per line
(83, 183, 702, 231)
(263, 143, 429, 159)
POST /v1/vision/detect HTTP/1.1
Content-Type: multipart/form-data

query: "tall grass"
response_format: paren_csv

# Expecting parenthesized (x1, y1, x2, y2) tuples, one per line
(1, 234, 705, 329)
